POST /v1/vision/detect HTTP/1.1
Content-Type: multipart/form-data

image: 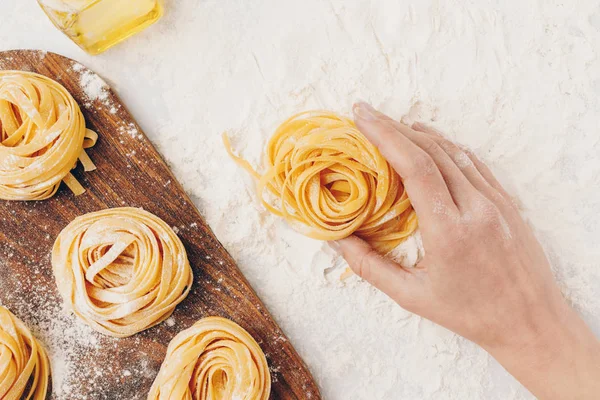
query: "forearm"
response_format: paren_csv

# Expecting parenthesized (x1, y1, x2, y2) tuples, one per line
(486, 309, 600, 399)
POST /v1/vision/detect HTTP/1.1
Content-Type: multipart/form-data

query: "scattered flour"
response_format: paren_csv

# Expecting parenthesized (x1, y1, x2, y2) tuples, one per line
(146, 2, 599, 399)
(1, 1, 600, 400)
(78, 69, 109, 102)
(118, 123, 143, 139)
(0, 251, 163, 400)
(70, 62, 120, 113)
(0, 273, 103, 399)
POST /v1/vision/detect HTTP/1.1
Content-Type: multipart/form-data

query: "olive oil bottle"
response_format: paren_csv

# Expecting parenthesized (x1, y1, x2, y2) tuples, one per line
(38, 0, 163, 55)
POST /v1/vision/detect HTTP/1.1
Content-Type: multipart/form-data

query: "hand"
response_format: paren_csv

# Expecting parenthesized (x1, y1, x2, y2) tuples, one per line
(332, 102, 600, 399)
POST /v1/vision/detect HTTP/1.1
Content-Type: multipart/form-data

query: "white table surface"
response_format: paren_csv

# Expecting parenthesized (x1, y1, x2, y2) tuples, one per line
(2, 1, 599, 399)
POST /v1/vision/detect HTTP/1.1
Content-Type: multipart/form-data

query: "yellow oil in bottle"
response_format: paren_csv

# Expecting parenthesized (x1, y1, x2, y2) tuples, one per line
(38, 0, 163, 55)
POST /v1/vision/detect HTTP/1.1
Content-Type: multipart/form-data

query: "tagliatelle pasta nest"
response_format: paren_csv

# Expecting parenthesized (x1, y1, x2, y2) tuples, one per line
(224, 110, 418, 254)
(148, 316, 271, 400)
(51, 207, 193, 338)
(0, 70, 97, 200)
(0, 306, 51, 400)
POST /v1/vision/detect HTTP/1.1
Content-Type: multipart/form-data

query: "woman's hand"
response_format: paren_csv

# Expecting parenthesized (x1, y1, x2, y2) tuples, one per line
(332, 102, 600, 399)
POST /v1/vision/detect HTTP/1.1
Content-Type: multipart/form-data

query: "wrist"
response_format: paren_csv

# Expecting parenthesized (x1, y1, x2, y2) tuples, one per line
(477, 291, 574, 356)
(484, 303, 600, 399)
(484, 300, 576, 360)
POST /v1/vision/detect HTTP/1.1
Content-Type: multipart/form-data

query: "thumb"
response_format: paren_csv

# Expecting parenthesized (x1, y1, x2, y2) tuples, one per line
(330, 236, 422, 308)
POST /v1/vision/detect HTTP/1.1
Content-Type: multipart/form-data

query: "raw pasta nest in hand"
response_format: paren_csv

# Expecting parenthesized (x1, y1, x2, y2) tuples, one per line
(224, 110, 418, 253)
(51, 207, 193, 338)
(0, 306, 51, 400)
(0, 70, 97, 201)
(148, 316, 271, 400)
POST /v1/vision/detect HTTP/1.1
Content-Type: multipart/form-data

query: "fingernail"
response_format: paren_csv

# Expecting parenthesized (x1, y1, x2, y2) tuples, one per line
(327, 241, 341, 253)
(353, 102, 378, 121)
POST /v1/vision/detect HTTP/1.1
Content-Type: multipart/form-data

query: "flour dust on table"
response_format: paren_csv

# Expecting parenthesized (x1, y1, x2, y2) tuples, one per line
(1, 0, 600, 399)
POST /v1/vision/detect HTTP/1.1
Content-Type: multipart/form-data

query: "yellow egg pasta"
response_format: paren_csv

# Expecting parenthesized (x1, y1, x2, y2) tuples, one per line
(224, 110, 418, 254)
(0, 306, 51, 400)
(0, 70, 96, 201)
(52, 207, 193, 338)
(148, 316, 271, 400)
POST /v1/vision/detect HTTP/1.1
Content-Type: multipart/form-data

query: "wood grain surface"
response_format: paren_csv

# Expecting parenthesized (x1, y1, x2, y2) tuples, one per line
(0, 50, 320, 400)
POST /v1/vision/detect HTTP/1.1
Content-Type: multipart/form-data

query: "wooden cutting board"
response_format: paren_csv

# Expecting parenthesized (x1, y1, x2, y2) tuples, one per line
(0, 50, 320, 400)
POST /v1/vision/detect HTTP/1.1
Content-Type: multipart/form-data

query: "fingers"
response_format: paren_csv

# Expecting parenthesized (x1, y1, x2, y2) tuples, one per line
(330, 236, 422, 308)
(465, 151, 513, 201)
(411, 122, 515, 208)
(352, 102, 459, 224)
(386, 122, 477, 209)
(411, 122, 492, 195)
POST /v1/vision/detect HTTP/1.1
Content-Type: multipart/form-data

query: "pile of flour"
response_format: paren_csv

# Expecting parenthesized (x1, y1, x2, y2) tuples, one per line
(2, 1, 600, 399)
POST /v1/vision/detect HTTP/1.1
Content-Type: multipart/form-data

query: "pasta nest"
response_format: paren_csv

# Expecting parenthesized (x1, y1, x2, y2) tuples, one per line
(0, 71, 96, 200)
(0, 306, 51, 400)
(148, 316, 271, 400)
(225, 110, 418, 253)
(52, 207, 193, 338)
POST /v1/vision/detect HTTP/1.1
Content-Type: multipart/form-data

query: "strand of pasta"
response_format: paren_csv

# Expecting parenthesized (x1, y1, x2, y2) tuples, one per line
(224, 110, 418, 254)
(148, 316, 271, 400)
(51, 207, 193, 338)
(0, 70, 97, 200)
(0, 306, 51, 400)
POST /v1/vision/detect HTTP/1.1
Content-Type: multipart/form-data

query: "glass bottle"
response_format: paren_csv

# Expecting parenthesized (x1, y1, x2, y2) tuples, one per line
(38, 0, 163, 55)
